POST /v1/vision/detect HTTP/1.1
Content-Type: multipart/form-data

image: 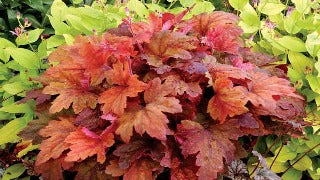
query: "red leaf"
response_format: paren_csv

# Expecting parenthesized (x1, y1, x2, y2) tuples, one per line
(98, 60, 147, 115)
(35, 117, 76, 166)
(73, 158, 112, 180)
(74, 108, 106, 130)
(64, 127, 115, 163)
(35, 155, 74, 180)
(116, 78, 182, 142)
(207, 78, 248, 123)
(247, 72, 303, 111)
(203, 24, 243, 54)
(177, 120, 234, 179)
(18, 89, 51, 105)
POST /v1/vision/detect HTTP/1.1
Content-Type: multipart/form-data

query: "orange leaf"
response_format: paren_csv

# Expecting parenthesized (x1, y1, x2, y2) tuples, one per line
(116, 78, 182, 143)
(35, 117, 76, 166)
(179, 12, 239, 36)
(164, 75, 202, 97)
(35, 155, 74, 180)
(207, 78, 248, 123)
(123, 158, 161, 180)
(247, 72, 303, 111)
(64, 127, 114, 163)
(41, 69, 98, 114)
(98, 61, 147, 115)
(144, 31, 196, 67)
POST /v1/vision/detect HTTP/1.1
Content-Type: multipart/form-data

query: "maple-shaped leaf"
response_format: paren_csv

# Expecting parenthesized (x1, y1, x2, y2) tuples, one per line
(144, 31, 197, 67)
(209, 63, 250, 80)
(123, 158, 162, 180)
(116, 78, 182, 143)
(76, 34, 135, 85)
(178, 12, 239, 36)
(164, 75, 202, 97)
(170, 157, 198, 180)
(35, 155, 74, 180)
(203, 24, 243, 54)
(131, 13, 163, 43)
(64, 127, 114, 163)
(113, 139, 165, 169)
(207, 77, 248, 123)
(105, 159, 126, 177)
(254, 96, 305, 120)
(72, 158, 113, 180)
(74, 108, 106, 130)
(247, 71, 303, 111)
(40, 68, 98, 114)
(177, 120, 234, 179)
(35, 117, 76, 166)
(98, 60, 147, 115)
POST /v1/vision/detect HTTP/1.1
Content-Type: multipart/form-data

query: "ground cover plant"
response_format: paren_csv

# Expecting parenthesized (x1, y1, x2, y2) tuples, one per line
(226, 0, 320, 178)
(16, 7, 308, 179)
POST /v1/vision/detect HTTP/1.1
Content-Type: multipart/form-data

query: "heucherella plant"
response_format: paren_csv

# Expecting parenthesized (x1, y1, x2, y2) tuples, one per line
(16, 6, 307, 178)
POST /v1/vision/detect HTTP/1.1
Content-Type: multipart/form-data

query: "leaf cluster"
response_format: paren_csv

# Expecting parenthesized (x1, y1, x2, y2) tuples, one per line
(17, 7, 307, 179)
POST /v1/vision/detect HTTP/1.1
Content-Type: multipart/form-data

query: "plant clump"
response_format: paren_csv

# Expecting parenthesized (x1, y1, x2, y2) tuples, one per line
(19, 10, 307, 179)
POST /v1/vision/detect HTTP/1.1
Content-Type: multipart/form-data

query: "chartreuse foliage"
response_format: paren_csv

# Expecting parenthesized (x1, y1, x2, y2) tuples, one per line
(228, 0, 320, 179)
(12, 2, 307, 178)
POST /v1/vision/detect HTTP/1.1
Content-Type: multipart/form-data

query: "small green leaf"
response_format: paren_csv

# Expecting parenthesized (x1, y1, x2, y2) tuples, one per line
(3, 81, 26, 95)
(48, 15, 71, 35)
(277, 36, 306, 52)
(0, 103, 34, 114)
(274, 146, 297, 162)
(282, 168, 302, 180)
(306, 75, 320, 94)
(63, 34, 75, 45)
(290, 155, 312, 171)
(47, 35, 65, 49)
(126, 0, 149, 18)
(16, 29, 44, 46)
(288, 51, 314, 75)
(0, 118, 28, 145)
(258, 2, 286, 15)
(305, 134, 320, 153)
(266, 157, 288, 173)
(0, 38, 15, 48)
(292, 0, 312, 14)
(190, 1, 215, 15)
(306, 31, 320, 57)
(239, 4, 260, 33)
(51, 0, 68, 21)
(284, 10, 302, 34)
(6, 47, 40, 69)
(229, 0, 248, 10)
(180, 0, 194, 7)
(2, 163, 25, 180)
(17, 144, 39, 158)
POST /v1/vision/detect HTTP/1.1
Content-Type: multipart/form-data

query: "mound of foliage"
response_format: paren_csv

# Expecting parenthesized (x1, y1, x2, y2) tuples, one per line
(16, 9, 308, 179)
